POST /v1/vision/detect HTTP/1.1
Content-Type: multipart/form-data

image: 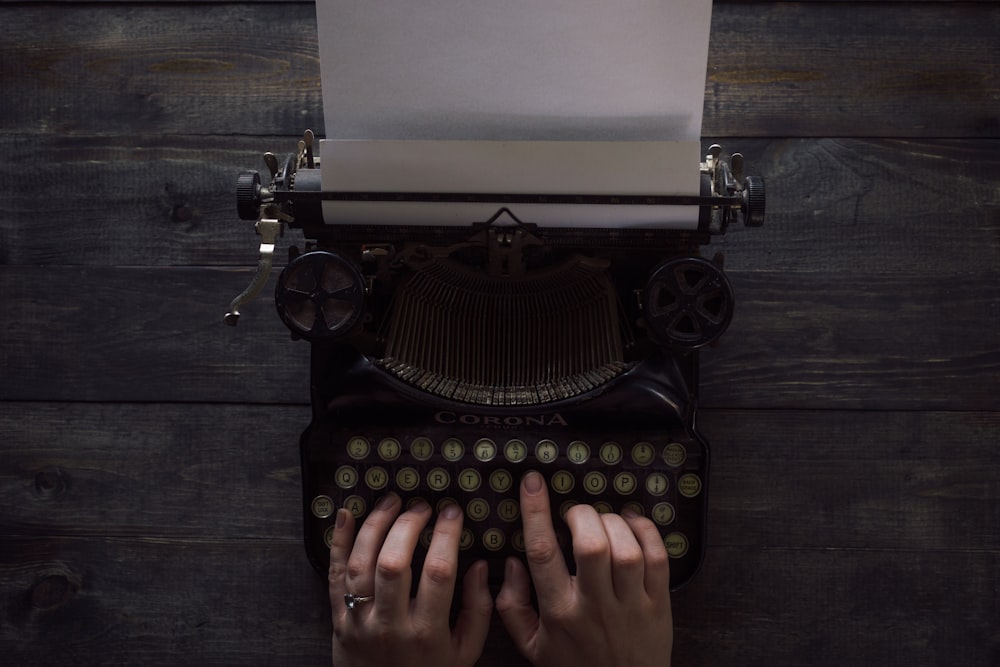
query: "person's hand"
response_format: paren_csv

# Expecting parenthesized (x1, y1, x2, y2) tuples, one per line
(496, 472, 673, 667)
(328, 494, 494, 667)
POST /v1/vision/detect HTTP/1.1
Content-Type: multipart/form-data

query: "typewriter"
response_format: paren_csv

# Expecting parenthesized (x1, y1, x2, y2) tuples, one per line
(225, 132, 764, 590)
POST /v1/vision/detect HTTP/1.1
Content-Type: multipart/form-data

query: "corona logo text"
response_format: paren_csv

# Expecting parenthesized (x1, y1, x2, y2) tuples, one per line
(433, 411, 568, 427)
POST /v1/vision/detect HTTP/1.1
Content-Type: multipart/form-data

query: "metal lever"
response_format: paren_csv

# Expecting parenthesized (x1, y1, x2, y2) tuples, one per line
(224, 217, 283, 325)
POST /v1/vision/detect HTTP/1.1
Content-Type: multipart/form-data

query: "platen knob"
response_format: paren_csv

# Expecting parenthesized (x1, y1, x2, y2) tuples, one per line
(236, 170, 262, 221)
(741, 176, 765, 228)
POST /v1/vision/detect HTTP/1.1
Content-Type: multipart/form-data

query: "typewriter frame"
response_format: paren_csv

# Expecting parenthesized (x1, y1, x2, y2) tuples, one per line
(227, 132, 763, 591)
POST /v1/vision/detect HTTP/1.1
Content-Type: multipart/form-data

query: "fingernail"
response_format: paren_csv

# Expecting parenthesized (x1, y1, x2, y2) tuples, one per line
(411, 499, 431, 513)
(523, 471, 543, 494)
(622, 508, 639, 519)
(375, 493, 397, 510)
(480, 561, 489, 586)
(335, 508, 348, 529)
(441, 502, 462, 520)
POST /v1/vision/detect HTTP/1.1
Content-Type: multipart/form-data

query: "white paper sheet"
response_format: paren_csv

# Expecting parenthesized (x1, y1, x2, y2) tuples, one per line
(319, 138, 701, 227)
(314, 0, 713, 227)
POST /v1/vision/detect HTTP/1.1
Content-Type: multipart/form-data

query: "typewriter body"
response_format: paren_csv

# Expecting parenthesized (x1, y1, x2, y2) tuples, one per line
(226, 132, 764, 590)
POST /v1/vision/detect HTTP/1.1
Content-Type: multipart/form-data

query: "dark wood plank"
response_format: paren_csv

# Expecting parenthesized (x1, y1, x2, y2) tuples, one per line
(2, 402, 998, 665)
(1, 136, 997, 275)
(2, 403, 996, 552)
(673, 546, 1000, 667)
(1, 266, 996, 409)
(1, 537, 996, 667)
(0, 3, 997, 138)
(4, 0, 983, 4)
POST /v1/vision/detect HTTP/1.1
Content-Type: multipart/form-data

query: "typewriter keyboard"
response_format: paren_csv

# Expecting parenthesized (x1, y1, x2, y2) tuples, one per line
(304, 430, 706, 588)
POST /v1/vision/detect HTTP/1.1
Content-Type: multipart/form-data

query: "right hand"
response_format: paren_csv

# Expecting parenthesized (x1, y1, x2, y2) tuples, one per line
(495, 471, 673, 667)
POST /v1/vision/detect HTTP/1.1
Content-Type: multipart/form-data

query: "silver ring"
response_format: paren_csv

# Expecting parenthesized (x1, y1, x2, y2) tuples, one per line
(344, 593, 374, 610)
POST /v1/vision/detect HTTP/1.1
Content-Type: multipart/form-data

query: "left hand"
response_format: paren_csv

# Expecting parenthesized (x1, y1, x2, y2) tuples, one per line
(328, 494, 494, 667)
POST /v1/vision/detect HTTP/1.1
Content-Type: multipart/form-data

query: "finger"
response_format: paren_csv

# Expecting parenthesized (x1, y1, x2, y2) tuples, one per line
(346, 494, 401, 604)
(373, 499, 432, 623)
(519, 471, 571, 612)
(623, 511, 671, 600)
(452, 560, 494, 667)
(600, 513, 646, 601)
(563, 504, 614, 600)
(329, 508, 356, 614)
(413, 502, 463, 623)
(496, 556, 541, 655)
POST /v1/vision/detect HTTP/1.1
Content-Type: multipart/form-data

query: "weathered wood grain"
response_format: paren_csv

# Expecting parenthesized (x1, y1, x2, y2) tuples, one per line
(1, 266, 996, 409)
(1, 1, 998, 665)
(2, 136, 998, 274)
(2, 536, 996, 667)
(2, 403, 998, 665)
(2, 403, 997, 550)
(0, 3, 997, 138)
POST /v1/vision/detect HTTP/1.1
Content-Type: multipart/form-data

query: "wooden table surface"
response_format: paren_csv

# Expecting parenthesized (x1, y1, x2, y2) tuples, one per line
(1, 1, 998, 665)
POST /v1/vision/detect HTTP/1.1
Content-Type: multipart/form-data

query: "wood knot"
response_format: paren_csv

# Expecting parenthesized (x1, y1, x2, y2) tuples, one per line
(33, 468, 67, 498)
(30, 574, 78, 611)
(172, 203, 193, 223)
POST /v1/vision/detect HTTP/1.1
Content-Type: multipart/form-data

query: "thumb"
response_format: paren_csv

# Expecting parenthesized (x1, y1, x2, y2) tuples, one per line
(496, 557, 540, 656)
(453, 560, 493, 666)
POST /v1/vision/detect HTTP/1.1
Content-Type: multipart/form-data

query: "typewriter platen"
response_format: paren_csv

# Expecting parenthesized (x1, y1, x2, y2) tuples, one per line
(226, 132, 764, 590)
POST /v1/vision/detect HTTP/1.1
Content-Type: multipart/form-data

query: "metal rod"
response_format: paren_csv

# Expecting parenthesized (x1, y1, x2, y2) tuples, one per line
(274, 191, 740, 207)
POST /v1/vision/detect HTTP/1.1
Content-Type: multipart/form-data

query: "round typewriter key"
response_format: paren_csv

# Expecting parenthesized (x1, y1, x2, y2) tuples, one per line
(311, 495, 335, 519)
(473, 438, 497, 462)
(583, 471, 607, 495)
(497, 498, 520, 522)
(396, 467, 420, 492)
(623, 501, 644, 517)
(599, 441, 623, 466)
(377, 437, 402, 461)
(466, 498, 490, 522)
(678, 473, 703, 498)
(458, 468, 482, 492)
(410, 436, 434, 461)
(631, 442, 656, 466)
(482, 528, 505, 551)
(593, 501, 613, 514)
(442, 438, 465, 462)
(324, 525, 336, 548)
(663, 442, 687, 467)
(489, 468, 513, 493)
(459, 528, 475, 550)
(504, 439, 528, 464)
(551, 470, 575, 494)
(420, 527, 434, 549)
(645, 472, 669, 496)
(664, 532, 689, 558)
(344, 495, 367, 518)
(512, 529, 525, 552)
(566, 440, 591, 464)
(559, 500, 578, 519)
(613, 472, 638, 495)
(427, 467, 451, 492)
(365, 466, 389, 491)
(535, 439, 559, 463)
(651, 501, 675, 525)
(335, 465, 359, 489)
(347, 437, 370, 460)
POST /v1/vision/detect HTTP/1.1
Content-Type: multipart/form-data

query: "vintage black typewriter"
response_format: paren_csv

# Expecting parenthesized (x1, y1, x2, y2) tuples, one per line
(225, 132, 763, 590)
